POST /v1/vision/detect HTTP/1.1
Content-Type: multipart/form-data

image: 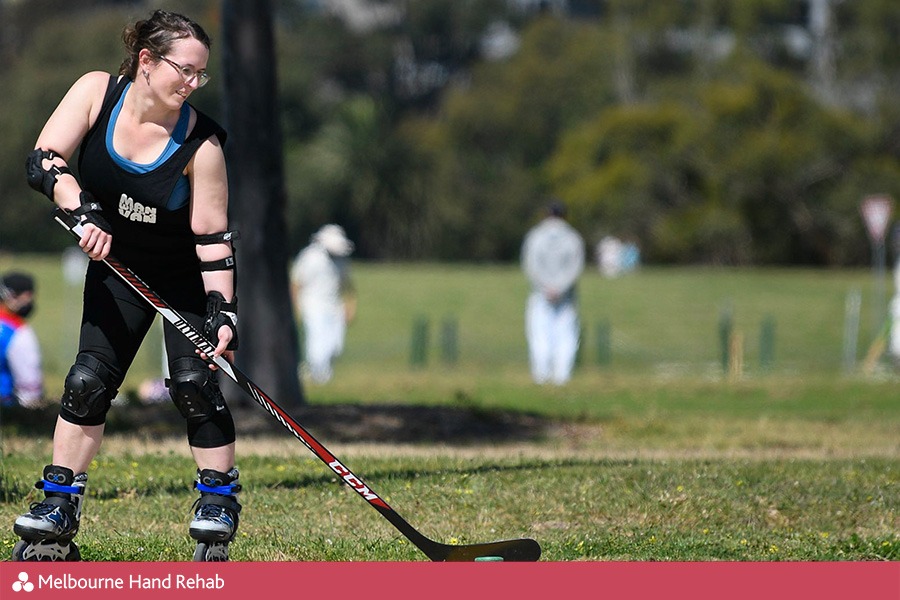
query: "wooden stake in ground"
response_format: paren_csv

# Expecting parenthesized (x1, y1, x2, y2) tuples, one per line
(862, 320, 891, 375)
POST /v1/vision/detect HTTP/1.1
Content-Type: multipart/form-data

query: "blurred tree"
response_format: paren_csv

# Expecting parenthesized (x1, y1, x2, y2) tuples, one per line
(285, 94, 436, 259)
(546, 57, 890, 265)
(417, 15, 619, 260)
(221, 0, 304, 407)
(0, 10, 127, 252)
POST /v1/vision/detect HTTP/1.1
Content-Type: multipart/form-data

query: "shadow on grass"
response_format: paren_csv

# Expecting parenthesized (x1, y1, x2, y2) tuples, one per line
(0, 399, 555, 444)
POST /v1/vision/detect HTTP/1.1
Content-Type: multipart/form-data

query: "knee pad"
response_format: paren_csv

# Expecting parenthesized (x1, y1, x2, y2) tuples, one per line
(167, 357, 226, 420)
(61, 354, 114, 421)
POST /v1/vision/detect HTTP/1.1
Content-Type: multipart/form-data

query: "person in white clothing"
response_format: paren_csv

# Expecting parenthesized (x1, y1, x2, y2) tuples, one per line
(0, 272, 44, 408)
(290, 224, 356, 384)
(521, 200, 585, 385)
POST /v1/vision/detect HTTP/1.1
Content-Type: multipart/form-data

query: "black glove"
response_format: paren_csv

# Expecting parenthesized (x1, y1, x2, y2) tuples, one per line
(203, 291, 239, 350)
(72, 191, 112, 233)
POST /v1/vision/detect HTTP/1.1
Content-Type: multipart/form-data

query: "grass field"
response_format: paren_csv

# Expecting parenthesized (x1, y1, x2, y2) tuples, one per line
(0, 254, 897, 561)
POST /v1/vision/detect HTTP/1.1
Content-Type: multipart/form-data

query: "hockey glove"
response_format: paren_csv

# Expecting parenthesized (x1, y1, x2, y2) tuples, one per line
(203, 291, 239, 351)
(71, 191, 112, 234)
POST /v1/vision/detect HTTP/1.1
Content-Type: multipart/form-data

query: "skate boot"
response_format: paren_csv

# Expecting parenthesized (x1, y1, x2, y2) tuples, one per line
(12, 465, 86, 561)
(189, 467, 241, 562)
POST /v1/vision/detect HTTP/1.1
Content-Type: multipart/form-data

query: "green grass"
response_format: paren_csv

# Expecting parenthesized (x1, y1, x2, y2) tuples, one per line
(0, 254, 890, 388)
(0, 441, 896, 561)
(0, 254, 897, 561)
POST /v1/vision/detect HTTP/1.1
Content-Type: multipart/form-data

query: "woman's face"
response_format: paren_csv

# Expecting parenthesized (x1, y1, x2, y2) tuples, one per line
(145, 37, 210, 108)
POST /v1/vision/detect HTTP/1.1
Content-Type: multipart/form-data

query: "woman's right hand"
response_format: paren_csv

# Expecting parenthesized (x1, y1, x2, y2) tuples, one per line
(79, 222, 112, 260)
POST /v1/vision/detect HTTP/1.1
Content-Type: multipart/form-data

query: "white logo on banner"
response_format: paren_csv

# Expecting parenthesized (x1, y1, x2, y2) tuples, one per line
(11, 572, 34, 593)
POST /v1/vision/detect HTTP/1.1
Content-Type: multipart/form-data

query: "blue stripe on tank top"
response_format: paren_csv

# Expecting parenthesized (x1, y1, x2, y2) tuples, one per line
(106, 80, 191, 210)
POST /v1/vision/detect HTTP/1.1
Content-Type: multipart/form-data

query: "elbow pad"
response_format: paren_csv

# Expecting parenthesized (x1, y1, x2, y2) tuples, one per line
(26, 148, 72, 201)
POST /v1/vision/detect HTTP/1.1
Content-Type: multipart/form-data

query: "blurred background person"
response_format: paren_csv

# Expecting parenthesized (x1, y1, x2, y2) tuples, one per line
(0, 271, 44, 408)
(290, 224, 357, 384)
(596, 235, 624, 278)
(596, 235, 641, 278)
(521, 200, 585, 385)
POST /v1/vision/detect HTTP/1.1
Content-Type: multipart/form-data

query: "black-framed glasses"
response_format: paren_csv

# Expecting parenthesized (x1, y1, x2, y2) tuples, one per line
(157, 55, 210, 88)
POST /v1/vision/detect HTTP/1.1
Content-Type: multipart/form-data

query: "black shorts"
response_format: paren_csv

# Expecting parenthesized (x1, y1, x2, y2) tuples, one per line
(76, 259, 207, 382)
(62, 260, 236, 446)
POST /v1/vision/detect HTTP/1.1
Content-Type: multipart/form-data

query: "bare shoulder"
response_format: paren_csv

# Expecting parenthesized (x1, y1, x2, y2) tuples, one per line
(71, 71, 114, 96)
(193, 130, 226, 168)
(59, 71, 116, 116)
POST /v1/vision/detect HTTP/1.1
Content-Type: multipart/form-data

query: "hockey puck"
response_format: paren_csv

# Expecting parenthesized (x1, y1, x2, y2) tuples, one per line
(475, 556, 504, 562)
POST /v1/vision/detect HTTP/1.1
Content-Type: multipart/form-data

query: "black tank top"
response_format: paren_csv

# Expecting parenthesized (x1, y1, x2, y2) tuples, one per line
(78, 75, 227, 285)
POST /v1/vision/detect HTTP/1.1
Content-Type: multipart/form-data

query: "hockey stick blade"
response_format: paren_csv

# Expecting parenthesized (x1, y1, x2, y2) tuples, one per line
(426, 537, 541, 562)
(52, 208, 541, 562)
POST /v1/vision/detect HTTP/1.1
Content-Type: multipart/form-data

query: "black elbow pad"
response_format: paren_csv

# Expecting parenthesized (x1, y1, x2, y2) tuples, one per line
(26, 148, 73, 201)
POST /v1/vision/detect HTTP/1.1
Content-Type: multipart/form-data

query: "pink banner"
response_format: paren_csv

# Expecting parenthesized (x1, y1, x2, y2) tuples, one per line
(2, 561, 898, 599)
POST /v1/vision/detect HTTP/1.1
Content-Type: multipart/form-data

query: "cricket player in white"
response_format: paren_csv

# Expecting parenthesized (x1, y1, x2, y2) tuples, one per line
(521, 201, 585, 385)
(290, 225, 356, 384)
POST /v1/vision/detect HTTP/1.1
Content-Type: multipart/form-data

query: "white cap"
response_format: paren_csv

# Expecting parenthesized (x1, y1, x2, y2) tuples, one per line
(314, 224, 354, 256)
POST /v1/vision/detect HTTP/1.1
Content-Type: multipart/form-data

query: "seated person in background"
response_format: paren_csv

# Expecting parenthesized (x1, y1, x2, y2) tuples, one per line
(0, 271, 44, 408)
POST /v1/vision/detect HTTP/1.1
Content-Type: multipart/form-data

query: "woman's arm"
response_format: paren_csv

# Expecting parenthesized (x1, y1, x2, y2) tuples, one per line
(189, 133, 236, 359)
(32, 71, 113, 259)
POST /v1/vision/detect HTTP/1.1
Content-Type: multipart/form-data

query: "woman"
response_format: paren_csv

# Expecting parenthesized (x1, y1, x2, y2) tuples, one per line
(15, 10, 241, 562)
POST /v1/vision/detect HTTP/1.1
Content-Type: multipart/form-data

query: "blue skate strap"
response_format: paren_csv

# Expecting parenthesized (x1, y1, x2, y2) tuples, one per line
(196, 482, 238, 496)
(38, 480, 80, 494)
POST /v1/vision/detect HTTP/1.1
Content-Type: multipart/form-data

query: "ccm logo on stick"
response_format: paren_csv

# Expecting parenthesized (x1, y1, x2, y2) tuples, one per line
(328, 460, 384, 504)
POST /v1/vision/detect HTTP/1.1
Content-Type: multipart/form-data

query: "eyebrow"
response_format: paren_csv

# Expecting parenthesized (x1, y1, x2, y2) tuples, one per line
(168, 57, 207, 71)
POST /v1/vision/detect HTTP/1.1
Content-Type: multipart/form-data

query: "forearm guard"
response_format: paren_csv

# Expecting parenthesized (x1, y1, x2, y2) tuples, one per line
(196, 230, 240, 274)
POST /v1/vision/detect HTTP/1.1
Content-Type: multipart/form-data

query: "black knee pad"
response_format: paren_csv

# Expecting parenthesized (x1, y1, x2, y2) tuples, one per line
(167, 357, 226, 420)
(60, 354, 115, 423)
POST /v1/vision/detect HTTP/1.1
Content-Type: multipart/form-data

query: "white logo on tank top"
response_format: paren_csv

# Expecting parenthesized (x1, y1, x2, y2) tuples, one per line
(119, 193, 157, 224)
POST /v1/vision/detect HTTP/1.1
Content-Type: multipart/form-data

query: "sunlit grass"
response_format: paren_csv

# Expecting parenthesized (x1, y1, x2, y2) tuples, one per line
(1, 440, 896, 561)
(0, 255, 896, 561)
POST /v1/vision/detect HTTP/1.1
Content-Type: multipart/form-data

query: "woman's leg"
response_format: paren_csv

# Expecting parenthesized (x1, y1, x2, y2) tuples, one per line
(191, 443, 236, 472)
(14, 264, 154, 557)
(163, 315, 241, 553)
(51, 420, 105, 475)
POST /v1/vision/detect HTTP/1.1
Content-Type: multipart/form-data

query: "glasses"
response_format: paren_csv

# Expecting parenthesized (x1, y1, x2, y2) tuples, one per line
(156, 55, 210, 88)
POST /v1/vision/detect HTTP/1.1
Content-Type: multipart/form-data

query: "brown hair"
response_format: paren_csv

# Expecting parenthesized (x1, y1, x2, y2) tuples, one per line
(119, 10, 211, 78)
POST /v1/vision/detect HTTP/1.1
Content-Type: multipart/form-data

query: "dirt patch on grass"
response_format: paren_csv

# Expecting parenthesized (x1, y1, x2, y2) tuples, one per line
(0, 400, 556, 445)
(4, 400, 894, 461)
(234, 402, 554, 443)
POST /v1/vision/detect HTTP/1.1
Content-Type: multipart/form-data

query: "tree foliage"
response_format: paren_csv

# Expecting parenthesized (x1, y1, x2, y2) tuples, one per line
(547, 58, 886, 265)
(2, 0, 899, 265)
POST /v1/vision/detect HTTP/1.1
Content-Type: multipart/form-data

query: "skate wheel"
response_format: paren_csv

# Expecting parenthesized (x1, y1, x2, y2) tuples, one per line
(12, 539, 80, 562)
(193, 542, 208, 561)
(67, 542, 81, 561)
(11, 540, 27, 561)
(193, 542, 229, 562)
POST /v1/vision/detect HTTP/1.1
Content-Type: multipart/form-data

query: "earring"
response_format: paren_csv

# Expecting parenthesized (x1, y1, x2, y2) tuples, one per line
(143, 70, 150, 84)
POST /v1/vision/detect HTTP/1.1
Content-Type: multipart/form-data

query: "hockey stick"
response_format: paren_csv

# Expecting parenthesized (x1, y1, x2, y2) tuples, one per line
(53, 208, 541, 562)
